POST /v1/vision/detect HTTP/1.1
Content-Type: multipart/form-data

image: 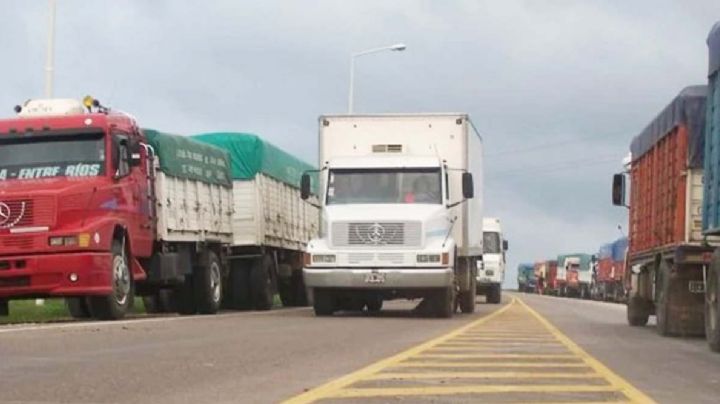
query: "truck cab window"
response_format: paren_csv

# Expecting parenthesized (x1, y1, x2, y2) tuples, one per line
(112, 134, 131, 178)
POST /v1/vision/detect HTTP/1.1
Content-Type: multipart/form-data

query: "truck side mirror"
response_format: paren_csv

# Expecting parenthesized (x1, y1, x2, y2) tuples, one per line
(462, 172, 474, 199)
(503, 240, 509, 251)
(128, 139, 142, 167)
(612, 173, 626, 206)
(301, 173, 311, 200)
(111, 136, 120, 174)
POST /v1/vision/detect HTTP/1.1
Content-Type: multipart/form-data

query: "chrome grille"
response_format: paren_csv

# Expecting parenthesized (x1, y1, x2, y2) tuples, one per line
(0, 196, 55, 229)
(332, 221, 421, 247)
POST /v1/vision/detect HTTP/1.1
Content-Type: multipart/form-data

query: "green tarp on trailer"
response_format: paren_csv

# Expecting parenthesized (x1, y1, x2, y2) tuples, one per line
(143, 129, 232, 187)
(192, 132, 315, 190)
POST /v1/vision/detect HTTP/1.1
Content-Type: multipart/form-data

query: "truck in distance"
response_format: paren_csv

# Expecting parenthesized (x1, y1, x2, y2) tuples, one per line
(0, 98, 233, 319)
(301, 114, 482, 318)
(477, 217, 507, 303)
(517, 263, 535, 293)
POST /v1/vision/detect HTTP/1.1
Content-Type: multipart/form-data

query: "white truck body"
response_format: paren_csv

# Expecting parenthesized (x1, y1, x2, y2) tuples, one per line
(153, 163, 234, 244)
(303, 113, 484, 315)
(478, 217, 506, 288)
(231, 174, 319, 250)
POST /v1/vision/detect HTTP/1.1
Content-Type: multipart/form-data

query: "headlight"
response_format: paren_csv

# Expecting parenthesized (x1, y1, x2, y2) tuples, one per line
(417, 254, 441, 263)
(312, 254, 336, 263)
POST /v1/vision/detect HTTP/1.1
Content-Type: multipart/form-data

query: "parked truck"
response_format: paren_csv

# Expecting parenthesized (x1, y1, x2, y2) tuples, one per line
(592, 238, 627, 302)
(612, 85, 712, 336)
(517, 263, 535, 293)
(478, 217, 507, 303)
(702, 21, 720, 351)
(0, 98, 233, 320)
(301, 114, 482, 318)
(543, 260, 559, 295)
(557, 253, 592, 298)
(192, 133, 319, 309)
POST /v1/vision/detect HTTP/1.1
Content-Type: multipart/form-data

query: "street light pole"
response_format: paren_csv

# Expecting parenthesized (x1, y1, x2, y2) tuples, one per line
(45, 0, 56, 98)
(347, 43, 406, 114)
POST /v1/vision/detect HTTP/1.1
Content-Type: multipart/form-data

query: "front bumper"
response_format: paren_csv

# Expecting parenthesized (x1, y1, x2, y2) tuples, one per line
(0, 252, 112, 298)
(303, 267, 454, 289)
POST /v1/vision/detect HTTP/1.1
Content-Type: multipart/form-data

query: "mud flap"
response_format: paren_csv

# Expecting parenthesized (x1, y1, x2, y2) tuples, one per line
(658, 262, 705, 337)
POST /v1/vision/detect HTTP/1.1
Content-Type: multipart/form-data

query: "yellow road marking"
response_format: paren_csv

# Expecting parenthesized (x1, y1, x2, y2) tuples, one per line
(331, 385, 620, 398)
(516, 298, 655, 403)
(282, 300, 513, 404)
(284, 297, 656, 403)
(414, 353, 577, 359)
(365, 372, 603, 380)
(393, 362, 589, 368)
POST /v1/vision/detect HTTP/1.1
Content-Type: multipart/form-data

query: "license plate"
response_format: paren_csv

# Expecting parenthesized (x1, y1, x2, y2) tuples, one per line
(689, 281, 705, 294)
(365, 272, 386, 284)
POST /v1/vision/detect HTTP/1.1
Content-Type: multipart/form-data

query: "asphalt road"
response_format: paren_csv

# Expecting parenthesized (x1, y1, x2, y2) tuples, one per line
(1, 293, 719, 403)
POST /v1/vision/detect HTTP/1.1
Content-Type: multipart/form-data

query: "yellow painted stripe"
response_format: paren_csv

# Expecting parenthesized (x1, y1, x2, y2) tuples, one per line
(515, 298, 656, 403)
(427, 347, 571, 354)
(366, 372, 604, 380)
(281, 299, 514, 404)
(330, 385, 620, 398)
(393, 362, 589, 368)
(414, 353, 580, 360)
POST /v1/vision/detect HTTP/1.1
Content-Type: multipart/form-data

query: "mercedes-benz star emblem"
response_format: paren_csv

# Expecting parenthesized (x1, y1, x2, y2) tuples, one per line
(367, 223, 386, 244)
(0, 202, 10, 226)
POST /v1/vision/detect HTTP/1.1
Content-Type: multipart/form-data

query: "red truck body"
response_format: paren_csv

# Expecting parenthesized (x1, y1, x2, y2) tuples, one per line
(0, 111, 151, 299)
(597, 258, 614, 283)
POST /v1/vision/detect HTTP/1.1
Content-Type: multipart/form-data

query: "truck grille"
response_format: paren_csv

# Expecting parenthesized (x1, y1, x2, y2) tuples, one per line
(332, 221, 421, 247)
(0, 196, 55, 229)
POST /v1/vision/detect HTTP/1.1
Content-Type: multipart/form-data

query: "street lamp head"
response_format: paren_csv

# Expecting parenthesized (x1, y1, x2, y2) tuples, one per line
(390, 43, 407, 51)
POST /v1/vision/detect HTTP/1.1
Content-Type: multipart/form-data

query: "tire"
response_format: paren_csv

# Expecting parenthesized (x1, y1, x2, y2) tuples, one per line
(194, 250, 222, 315)
(313, 289, 335, 316)
(580, 285, 589, 300)
(706, 250, 720, 352)
(627, 296, 650, 326)
(486, 284, 501, 304)
(250, 255, 276, 311)
(143, 295, 161, 314)
(88, 239, 133, 320)
(66, 297, 91, 319)
(228, 262, 252, 310)
(175, 274, 197, 315)
(459, 275, 477, 313)
(143, 290, 176, 314)
(366, 297, 383, 313)
(655, 261, 672, 336)
(291, 271, 308, 306)
(278, 277, 295, 307)
(434, 287, 456, 318)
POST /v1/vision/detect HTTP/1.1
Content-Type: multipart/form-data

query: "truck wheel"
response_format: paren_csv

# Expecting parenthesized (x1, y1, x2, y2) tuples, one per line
(487, 284, 502, 304)
(627, 296, 650, 326)
(434, 287, 456, 318)
(194, 251, 223, 315)
(278, 278, 295, 307)
(250, 255, 276, 310)
(228, 265, 252, 310)
(706, 250, 720, 352)
(175, 275, 198, 315)
(313, 289, 335, 316)
(88, 239, 133, 320)
(66, 298, 91, 319)
(366, 297, 383, 313)
(459, 275, 477, 313)
(292, 271, 308, 306)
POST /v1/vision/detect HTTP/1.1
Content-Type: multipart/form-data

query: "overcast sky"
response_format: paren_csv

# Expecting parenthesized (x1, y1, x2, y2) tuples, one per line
(2, 1, 719, 287)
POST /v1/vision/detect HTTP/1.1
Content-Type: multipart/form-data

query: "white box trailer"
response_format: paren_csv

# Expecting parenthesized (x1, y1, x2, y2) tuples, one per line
(193, 133, 320, 309)
(302, 113, 484, 317)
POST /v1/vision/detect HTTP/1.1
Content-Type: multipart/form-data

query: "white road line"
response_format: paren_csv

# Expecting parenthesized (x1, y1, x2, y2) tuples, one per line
(0, 307, 310, 335)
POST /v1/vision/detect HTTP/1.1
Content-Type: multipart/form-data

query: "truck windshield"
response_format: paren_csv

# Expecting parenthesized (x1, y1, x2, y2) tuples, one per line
(327, 168, 442, 205)
(0, 132, 106, 181)
(483, 231, 501, 253)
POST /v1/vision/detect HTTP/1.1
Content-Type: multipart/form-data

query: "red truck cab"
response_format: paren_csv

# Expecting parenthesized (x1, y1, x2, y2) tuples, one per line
(0, 98, 152, 318)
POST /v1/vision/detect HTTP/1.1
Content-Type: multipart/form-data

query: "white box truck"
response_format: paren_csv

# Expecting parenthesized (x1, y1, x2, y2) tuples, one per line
(478, 217, 507, 303)
(193, 133, 320, 310)
(301, 114, 483, 317)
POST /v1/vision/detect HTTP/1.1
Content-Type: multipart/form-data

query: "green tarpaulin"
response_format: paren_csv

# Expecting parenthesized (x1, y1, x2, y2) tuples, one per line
(192, 132, 315, 190)
(143, 129, 232, 187)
